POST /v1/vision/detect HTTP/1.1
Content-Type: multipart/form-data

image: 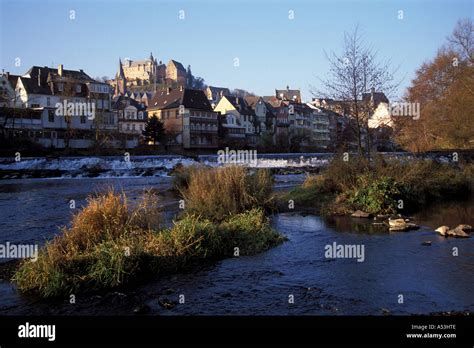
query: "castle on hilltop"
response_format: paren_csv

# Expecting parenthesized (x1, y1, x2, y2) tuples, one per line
(110, 52, 188, 97)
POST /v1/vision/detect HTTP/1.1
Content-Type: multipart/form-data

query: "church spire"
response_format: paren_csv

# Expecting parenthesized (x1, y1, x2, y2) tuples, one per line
(118, 57, 125, 78)
(115, 57, 127, 97)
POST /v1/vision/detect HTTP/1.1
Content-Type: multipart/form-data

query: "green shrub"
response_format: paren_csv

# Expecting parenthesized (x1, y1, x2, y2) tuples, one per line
(347, 175, 400, 214)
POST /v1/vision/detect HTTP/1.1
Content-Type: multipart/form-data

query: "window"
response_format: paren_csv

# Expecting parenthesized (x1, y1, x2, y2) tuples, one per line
(80, 115, 86, 124)
(47, 97, 51, 106)
(138, 112, 143, 120)
(48, 110, 55, 122)
(132, 124, 136, 131)
(58, 83, 64, 92)
(31, 103, 40, 108)
(76, 84, 81, 93)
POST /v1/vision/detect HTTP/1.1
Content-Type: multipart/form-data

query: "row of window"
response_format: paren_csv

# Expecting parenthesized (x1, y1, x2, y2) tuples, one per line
(122, 123, 145, 132)
(156, 110, 217, 119)
(122, 111, 144, 120)
(190, 135, 216, 145)
(183, 123, 218, 131)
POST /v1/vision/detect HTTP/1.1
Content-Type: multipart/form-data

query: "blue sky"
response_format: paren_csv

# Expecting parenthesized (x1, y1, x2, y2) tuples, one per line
(1, 0, 472, 101)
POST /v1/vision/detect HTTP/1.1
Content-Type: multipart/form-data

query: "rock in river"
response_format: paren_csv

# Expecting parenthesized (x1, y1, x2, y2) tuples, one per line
(448, 225, 471, 238)
(435, 226, 450, 236)
(389, 218, 419, 231)
(436, 225, 471, 238)
(455, 224, 473, 233)
(351, 210, 371, 218)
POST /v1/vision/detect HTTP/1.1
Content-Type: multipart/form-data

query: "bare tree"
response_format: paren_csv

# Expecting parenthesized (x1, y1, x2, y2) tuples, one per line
(447, 18, 473, 64)
(313, 25, 399, 158)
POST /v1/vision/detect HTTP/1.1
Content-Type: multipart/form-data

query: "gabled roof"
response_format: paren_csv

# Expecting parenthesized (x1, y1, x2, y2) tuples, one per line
(362, 91, 389, 107)
(123, 58, 154, 68)
(288, 101, 314, 114)
(244, 96, 260, 108)
(112, 95, 146, 111)
(24, 66, 95, 82)
(262, 96, 283, 108)
(222, 95, 255, 116)
(168, 60, 186, 72)
(276, 88, 301, 101)
(149, 88, 213, 111)
(208, 86, 231, 95)
(18, 77, 52, 95)
(6, 74, 20, 89)
(244, 96, 276, 118)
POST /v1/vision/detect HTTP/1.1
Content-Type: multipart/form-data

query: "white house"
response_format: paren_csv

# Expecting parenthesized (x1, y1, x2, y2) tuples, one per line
(2, 65, 118, 148)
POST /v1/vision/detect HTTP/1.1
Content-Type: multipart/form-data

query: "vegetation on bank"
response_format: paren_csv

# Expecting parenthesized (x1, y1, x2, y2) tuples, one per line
(13, 166, 283, 298)
(178, 166, 274, 221)
(283, 156, 474, 216)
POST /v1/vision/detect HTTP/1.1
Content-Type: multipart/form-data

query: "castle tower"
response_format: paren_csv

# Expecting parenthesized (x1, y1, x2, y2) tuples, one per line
(115, 58, 127, 96)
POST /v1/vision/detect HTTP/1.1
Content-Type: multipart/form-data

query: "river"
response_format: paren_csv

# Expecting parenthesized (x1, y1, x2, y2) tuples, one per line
(0, 175, 472, 315)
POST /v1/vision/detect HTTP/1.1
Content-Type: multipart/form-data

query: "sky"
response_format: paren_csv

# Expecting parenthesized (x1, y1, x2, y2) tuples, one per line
(1, 0, 472, 101)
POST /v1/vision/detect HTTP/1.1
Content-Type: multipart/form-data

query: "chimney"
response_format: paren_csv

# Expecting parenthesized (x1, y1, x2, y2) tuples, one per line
(220, 90, 223, 97)
(58, 64, 63, 77)
(167, 87, 172, 95)
(286, 85, 290, 91)
(79, 69, 84, 73)
(371, 87, 375, 94)
(38, 69, 42, 86)
(6, 72, 9, 80)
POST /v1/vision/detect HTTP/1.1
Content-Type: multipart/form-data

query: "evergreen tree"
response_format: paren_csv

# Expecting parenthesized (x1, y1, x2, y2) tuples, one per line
(142, 115, 166, 146)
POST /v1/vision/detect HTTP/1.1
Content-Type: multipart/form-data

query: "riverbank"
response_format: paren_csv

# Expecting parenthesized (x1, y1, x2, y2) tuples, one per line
(280, 156, 474, 219)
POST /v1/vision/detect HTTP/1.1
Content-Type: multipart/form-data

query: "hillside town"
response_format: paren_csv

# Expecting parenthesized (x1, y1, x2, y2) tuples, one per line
(0, 53, 402, 153)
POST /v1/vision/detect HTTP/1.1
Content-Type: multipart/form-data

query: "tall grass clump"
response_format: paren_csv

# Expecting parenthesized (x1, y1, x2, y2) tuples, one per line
(144, 208, 284, 268)
(13, 190, 161, 297)
(180, 166, 274, 221)
(14, 186, 284, 297)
